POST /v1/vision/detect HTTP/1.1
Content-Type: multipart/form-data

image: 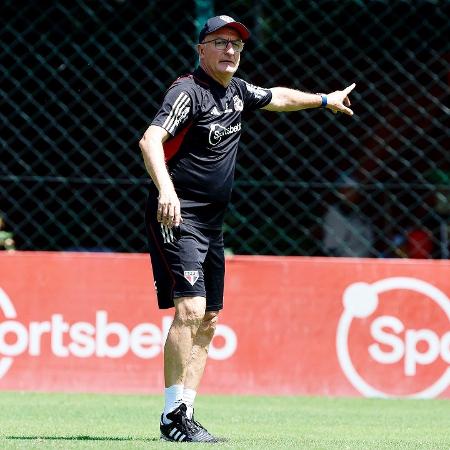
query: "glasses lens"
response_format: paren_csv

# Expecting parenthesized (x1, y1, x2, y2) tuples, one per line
(214, 39, 228, 50)
(213, 39, 244, 52)
(231, 41, 244, 52)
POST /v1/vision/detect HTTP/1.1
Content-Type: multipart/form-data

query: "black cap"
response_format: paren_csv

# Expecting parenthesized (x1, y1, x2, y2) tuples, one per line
(198, 15, 250, 43)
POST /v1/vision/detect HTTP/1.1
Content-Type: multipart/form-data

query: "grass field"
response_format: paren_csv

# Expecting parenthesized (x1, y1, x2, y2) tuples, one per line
(0, 392, 449, 449)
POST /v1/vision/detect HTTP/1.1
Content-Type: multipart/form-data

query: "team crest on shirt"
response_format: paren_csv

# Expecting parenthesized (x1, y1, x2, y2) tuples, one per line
(233, 95, 243, 111)
(184, 270, 199, 286)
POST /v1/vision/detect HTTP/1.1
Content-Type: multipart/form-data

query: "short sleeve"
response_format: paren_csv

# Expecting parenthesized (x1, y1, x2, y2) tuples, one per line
(235, 78, 272, 112)
(151, 82, 193, 136)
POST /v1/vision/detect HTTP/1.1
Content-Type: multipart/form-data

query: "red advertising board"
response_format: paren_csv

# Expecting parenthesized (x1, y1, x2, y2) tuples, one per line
(0, 251, 449, 398)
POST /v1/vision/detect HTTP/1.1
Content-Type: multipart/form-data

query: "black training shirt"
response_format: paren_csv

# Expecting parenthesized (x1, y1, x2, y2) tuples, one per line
(151, 67, 272, 229)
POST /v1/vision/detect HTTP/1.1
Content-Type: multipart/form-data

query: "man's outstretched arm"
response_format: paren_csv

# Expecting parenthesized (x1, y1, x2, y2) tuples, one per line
(262, 83, 356, 115)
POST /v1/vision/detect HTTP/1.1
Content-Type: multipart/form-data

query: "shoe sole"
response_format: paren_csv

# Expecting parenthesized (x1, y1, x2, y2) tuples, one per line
(160, 433, 222, 444)
(160, 434, 180, 442)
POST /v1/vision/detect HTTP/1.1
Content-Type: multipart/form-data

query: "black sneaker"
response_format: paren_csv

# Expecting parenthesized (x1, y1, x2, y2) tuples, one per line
(191, 410, 220, 443)
(160, 403, 218, 443)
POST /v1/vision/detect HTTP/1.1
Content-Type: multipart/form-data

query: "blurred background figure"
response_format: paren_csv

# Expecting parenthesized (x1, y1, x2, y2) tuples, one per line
(420, 168, 450, 259)
(383, 168, 450, 259)
(322, 172, 374, 257)
(0, 213, 15, 251)
(406, 229, 434, 259)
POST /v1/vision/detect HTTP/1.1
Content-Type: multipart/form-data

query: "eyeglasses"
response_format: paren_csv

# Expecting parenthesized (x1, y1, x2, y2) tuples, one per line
(201, 38, 245, 53)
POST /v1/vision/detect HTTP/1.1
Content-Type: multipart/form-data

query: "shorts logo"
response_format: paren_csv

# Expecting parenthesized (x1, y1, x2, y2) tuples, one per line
(184, 271, 199, 286)
(160, 224, 175, 244)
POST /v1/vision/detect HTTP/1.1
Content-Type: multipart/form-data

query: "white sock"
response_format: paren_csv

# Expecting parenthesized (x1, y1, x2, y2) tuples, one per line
(182, 388, 197, 420)
(163, 384, 184, 424)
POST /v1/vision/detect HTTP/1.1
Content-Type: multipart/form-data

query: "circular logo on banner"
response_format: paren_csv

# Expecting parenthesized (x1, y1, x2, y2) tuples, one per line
(336, 277, 450, 398)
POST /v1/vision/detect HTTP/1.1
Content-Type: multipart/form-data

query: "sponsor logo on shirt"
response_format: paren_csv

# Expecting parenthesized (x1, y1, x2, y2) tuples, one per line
(208, 123, 242, 146)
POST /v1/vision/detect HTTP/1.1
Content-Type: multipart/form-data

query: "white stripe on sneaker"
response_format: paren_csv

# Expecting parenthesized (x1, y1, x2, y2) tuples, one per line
(173, 430, 182, 441)
(169, 428, 177, 438)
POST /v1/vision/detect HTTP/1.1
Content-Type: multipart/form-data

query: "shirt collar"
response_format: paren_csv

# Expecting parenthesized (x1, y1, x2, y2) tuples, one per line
(193, 66, 228, 92)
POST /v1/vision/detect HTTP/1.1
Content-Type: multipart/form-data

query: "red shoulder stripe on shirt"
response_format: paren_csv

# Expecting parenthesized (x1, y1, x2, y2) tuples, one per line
(163, 121, 192, 161)
(168, 74, 192, 89)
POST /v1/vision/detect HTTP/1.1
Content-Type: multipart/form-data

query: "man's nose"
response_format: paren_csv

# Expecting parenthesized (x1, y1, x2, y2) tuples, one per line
(225, 43, 235, 54)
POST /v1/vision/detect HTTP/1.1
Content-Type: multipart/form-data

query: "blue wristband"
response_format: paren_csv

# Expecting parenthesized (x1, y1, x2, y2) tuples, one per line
(320, 94, 327, 108)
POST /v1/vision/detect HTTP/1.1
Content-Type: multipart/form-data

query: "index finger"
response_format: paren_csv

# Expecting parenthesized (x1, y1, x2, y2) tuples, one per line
(167, 203, 180, 228)
(343, 83, 356, 95)
(173, 206, 181, 227)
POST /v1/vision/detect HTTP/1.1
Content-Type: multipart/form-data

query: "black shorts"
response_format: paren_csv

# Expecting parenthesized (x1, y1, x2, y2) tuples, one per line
(145, 198, 225, 312)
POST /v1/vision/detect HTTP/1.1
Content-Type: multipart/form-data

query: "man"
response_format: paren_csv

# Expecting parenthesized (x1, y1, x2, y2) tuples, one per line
(139, 15, 355, 443)
(323, 173, 374, 257)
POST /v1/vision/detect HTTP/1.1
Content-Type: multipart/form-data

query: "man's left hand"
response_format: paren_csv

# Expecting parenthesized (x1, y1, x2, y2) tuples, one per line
(327, 83, 356, 116)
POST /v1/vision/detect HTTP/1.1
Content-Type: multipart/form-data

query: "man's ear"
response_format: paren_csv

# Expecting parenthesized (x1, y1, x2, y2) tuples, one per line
(197, 44, 204, 57)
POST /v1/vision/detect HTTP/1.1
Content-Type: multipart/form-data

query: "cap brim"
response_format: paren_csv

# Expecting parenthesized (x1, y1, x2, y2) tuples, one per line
(213, 22, 250, 41)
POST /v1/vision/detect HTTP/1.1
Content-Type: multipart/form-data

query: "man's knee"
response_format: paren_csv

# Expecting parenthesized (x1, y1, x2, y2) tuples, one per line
(198, 311, 219, 341)
(174, 296, 206, 326)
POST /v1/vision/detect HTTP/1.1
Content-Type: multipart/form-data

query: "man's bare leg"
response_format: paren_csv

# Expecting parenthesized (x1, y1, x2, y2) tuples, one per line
(161, 300, 219, 442)
(184, 311, 218, 390)
(162, 296, 205, 423)
(182, 311, 218, 418)
(164, 296, 206, 386)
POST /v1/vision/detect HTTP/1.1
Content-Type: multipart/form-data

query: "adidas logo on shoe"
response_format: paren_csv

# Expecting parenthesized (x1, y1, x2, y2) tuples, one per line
(160, 403, 218, 443)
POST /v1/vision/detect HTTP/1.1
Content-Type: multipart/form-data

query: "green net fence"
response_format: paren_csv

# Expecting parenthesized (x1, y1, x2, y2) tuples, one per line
(1, 0, 449, 258)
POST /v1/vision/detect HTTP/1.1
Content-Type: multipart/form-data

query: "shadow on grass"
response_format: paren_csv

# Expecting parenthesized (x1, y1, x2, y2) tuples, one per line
(5, 435, 159, 442)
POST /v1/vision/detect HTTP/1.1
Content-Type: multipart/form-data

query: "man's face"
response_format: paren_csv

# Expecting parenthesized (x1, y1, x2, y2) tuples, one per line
(198, 27, 242, 77)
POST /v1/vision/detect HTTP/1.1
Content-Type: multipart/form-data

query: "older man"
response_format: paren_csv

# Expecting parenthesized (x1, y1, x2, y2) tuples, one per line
(139, 15, 355, 442)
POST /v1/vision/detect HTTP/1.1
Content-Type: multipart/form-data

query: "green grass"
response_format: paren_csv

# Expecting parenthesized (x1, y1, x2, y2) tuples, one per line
(0, 392, 449, 449)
